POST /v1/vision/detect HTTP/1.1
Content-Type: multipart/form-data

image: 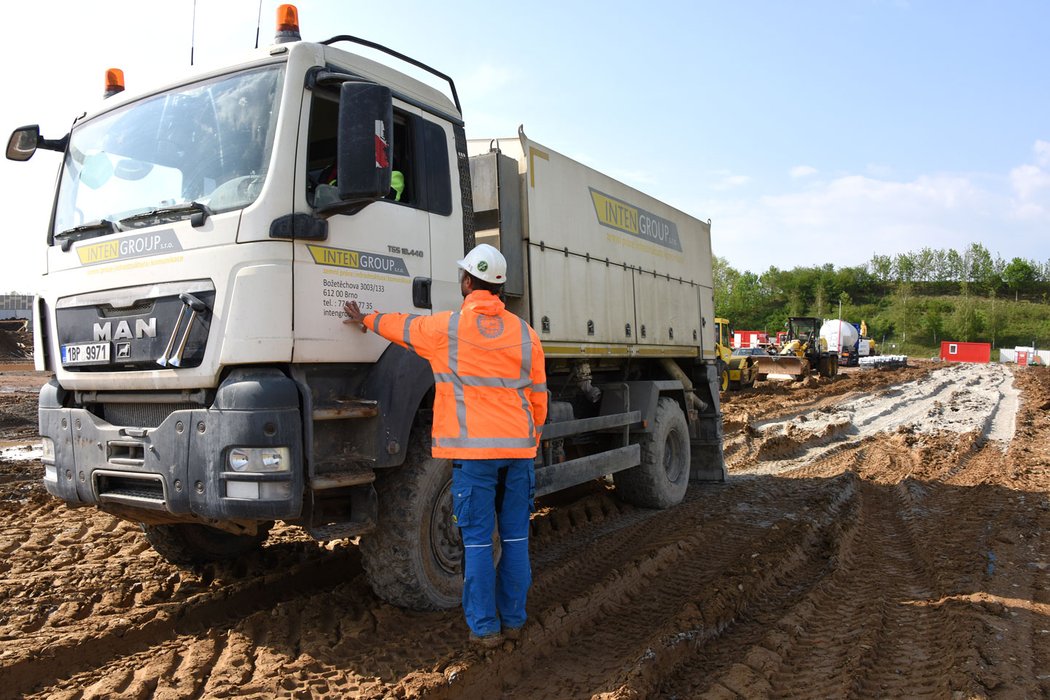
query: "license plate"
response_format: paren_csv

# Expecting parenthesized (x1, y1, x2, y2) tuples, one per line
(62, 341, 110, 365)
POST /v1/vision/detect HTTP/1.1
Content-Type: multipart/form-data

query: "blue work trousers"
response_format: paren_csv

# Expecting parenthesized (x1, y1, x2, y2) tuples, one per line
(451, 458, 534, 637)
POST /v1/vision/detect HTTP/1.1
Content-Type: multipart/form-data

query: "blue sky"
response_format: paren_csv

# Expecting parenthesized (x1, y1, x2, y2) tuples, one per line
(1, 0, 1047, 293)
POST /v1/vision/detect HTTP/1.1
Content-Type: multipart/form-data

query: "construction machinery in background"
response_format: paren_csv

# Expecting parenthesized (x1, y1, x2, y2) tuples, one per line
(857, 321, 878, 359)
(820, 319, 879, 366)
(753, 317, 839, 381)
(715, 318, 759, 391)
(820, 319, 860, 366)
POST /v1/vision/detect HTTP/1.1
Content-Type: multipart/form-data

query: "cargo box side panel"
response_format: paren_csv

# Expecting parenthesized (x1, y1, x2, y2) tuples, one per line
(519, 135, 710, 280)
(530, 247, 635, 344)
(517, 133, 714, 349)
(633, 271, 702, 347)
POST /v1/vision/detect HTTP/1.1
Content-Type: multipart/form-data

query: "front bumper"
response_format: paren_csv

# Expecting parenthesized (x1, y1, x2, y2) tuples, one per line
(39, 368, 304, 522)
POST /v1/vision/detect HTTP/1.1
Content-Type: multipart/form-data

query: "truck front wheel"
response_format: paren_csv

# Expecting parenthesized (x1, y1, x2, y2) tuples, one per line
(614, 397, 690, 509)
(142, 522, 272, 565)
(360, 429, 463, 611)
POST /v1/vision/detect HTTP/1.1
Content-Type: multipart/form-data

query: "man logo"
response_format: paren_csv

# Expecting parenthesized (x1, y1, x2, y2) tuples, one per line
(94, 318, 157, 341)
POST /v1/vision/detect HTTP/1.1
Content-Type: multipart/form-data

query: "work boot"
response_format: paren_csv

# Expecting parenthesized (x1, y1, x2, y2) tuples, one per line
(469, 631, 503, 649)
(502, 626, 524, 642)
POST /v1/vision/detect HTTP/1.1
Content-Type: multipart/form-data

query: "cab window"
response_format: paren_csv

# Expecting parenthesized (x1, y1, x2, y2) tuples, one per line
(305, 91, 450, 215)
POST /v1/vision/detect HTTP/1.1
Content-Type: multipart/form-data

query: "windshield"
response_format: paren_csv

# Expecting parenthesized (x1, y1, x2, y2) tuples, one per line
(54, 64, 285, 235)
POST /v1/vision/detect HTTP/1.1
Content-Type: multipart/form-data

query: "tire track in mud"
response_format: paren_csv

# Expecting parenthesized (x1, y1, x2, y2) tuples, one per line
(16, 545, 369, 700)
(2, 492, 363, 699)
(714, 367, 1048, 700)
(429, 474, 859, 699)
(16, 490, 654, 699)
(657, 476, 971, 699)
(4, 363, 1047, 698)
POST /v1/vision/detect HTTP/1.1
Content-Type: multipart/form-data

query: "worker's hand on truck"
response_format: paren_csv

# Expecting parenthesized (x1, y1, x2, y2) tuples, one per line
(343, 301, 368, 332)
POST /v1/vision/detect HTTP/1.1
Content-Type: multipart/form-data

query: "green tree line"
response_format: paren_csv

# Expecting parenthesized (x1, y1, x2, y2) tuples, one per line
(715, 243, 1050, 353)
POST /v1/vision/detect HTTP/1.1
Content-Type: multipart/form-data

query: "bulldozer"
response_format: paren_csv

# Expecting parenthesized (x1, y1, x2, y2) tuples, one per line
(753, 317, 839, 381)
(714, 317, 759, 391)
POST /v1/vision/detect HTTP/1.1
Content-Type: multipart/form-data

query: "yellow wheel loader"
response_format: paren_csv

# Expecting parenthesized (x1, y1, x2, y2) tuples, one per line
(753, 317, 839, 381)
(715, 318, 759, 391)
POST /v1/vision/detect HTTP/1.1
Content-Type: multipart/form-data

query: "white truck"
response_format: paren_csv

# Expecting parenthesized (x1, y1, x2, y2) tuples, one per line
(8, 6, 723, 610)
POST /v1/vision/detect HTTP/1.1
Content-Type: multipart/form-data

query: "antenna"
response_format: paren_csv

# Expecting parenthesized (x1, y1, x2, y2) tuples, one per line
(255, 0, 263, 49)
(190, 0, 198, 66)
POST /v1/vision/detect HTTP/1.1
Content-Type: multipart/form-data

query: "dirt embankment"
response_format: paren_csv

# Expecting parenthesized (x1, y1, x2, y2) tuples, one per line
(0, 360, 1046, 698)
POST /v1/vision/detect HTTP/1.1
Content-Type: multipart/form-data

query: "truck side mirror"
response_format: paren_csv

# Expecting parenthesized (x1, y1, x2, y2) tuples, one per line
(333, 82, 393, 209)
(6, 125, 40, 161)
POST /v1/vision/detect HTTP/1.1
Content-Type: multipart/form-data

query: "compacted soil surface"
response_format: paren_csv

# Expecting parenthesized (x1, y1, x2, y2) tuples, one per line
(0, 359, 1046, 698)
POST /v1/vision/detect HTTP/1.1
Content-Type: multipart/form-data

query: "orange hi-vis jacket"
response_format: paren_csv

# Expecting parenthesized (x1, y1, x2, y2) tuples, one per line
(363, 290, 548, 460)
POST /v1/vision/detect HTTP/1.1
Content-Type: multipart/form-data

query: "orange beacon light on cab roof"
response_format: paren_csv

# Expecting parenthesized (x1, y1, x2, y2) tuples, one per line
(275, 4, 301, 43)
(104, 68, 124, 99)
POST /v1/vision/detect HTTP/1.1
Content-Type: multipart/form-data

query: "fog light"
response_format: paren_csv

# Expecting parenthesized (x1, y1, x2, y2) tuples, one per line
(44, 464, 58, 483)
(227, 446, 290, 472)
(41, 438, 55, 464)
(226, 480, 260, 499)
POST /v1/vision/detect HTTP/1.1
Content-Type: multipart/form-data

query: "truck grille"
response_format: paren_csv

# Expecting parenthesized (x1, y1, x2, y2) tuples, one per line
(101, 402, 198, 428)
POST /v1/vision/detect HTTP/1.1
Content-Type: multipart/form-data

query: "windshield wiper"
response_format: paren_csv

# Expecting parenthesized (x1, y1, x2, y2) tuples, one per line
(54, 220, 120, 251)
(118, 201, 212, 229)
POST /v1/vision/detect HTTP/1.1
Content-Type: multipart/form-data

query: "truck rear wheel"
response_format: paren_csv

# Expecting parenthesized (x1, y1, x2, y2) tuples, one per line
(360, 429, 463, 610)
(142, 522, 272, 565)
(614, 397, 690, 509)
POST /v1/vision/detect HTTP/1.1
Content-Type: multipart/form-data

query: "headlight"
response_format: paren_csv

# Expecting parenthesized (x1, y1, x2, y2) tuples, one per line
(227, 446, 290, 472)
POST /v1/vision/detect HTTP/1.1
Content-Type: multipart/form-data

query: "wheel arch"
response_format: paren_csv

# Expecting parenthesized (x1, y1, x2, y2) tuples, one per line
(622, 380, 686, 435)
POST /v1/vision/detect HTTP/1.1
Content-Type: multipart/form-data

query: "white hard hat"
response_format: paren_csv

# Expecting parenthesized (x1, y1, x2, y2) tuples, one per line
(456, 243, 507, 284)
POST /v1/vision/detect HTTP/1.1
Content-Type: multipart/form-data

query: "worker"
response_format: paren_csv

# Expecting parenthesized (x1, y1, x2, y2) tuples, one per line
(343, 243, 548, 649)
(314, 164, 403, 204)
(389, 170, 405, 201)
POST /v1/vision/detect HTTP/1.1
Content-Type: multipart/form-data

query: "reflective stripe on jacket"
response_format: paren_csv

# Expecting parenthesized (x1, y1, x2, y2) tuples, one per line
(364, 290, 548, 459)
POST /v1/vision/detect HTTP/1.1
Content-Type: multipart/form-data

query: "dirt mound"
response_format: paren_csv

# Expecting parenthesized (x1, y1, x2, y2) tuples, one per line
(0, 362, 1046, 698)
(0, 326, 32, 359)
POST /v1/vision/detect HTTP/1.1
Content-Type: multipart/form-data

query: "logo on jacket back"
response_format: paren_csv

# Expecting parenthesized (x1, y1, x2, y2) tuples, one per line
(476, 316, 504, 339)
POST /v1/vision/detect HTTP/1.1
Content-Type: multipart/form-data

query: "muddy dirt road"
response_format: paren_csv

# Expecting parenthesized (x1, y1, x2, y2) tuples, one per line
(1, 360, 1047, 698)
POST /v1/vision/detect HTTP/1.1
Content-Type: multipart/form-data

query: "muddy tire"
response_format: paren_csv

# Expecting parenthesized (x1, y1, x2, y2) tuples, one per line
(614, 397, 690, 509)
(142, 522, 272, 565)
(360, 429, 463, 610)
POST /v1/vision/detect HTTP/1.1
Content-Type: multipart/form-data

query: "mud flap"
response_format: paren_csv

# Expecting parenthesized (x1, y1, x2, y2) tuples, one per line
(690, 363, 726, 483)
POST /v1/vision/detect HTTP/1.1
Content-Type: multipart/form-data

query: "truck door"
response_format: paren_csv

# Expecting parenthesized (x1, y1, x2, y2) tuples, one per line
(292, 92, 434, 363)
